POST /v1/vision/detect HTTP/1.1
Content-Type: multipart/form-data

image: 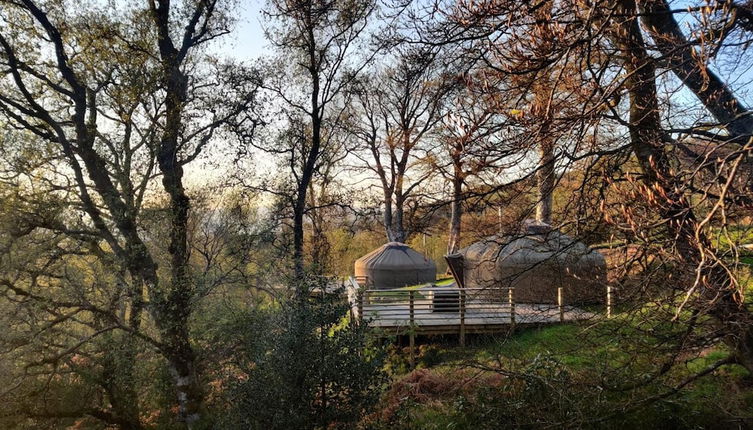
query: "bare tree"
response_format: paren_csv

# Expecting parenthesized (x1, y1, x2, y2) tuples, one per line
(439, 80, 511, 253)
(639, 0, 753, 142)
(350, 46, 452, 243)
(258, 0, 377, 281)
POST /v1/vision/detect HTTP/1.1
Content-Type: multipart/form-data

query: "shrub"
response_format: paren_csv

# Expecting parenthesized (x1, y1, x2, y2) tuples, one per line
(223, 282, 385, 429)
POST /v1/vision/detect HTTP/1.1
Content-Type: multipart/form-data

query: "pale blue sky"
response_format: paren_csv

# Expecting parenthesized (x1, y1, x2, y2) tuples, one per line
(216, 0, 268, 61)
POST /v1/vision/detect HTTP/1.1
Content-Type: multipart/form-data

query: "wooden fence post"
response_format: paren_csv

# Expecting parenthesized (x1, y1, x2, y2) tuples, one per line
(459, 288, 466, 346)
(558, 287, 564, 322)
(607, 286, 613, 319)
(509, 288, 515, 327)
(409, 290, 415, 367)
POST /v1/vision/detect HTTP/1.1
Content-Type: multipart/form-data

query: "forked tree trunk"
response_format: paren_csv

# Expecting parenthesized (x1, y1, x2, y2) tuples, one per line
(639, 0, 753, 141)
(150, 1, 207, 424)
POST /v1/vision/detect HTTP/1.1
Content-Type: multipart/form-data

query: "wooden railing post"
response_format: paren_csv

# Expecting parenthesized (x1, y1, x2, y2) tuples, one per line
(459, 288, 466, 346)
(509, 288, 515, 327)
(409, 290, 415, 367)
(357, 289, 364, 324)
(607, 286, 613, 319)
(557, 287, 564, 322)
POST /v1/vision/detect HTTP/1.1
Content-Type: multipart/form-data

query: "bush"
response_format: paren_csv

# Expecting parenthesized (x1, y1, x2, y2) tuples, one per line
(223, 282, 385, 429)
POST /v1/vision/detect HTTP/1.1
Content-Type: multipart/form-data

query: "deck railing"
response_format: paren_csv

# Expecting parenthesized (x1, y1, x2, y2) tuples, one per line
(362, 286, 516, 345)
(346, 278, 607, 327)
(346, 278, 611, 363)
(357, 287, 516, 320)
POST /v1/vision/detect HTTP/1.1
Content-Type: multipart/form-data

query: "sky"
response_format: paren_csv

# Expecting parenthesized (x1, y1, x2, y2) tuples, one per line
(215, 0, 268, 61)
(185, 0, 268, 187)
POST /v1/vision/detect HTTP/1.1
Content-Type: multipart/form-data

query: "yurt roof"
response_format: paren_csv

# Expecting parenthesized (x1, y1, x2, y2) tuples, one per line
(355, 242, 436, 271)
(460, 224, 605, 269)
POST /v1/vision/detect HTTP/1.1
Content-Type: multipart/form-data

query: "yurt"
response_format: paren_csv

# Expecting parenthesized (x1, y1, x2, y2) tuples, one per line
(449, 221, 606, 304)
(354, 242, 437, 289)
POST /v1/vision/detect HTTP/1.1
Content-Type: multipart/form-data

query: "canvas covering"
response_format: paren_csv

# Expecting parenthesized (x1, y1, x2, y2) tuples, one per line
(458, 228, 607, 304)
(354, 242, 437, 289)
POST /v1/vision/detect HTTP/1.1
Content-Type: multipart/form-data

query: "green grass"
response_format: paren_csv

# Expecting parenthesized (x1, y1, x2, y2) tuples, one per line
(368, 286, 427, 300)
(369, 277, 456, 300)
(434, 277, 455, 286)
(713, 224, 753, 251)
(398, 277, 455, 290)
(376, 316, 753, 429)
(402, 323, 631, 372)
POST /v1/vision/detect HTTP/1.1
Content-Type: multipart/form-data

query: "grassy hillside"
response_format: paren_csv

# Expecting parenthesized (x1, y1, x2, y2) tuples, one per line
(363, 323, 753, 429)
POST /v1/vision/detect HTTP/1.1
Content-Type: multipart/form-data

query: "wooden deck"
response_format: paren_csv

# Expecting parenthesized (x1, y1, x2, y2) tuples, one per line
(346, 278, 601, 338)
(361, 301, 595, 334)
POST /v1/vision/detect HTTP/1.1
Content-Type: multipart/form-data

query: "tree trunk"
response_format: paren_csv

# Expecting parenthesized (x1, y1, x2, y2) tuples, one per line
(157, 95, 204, 429)
(151, 1, 205, 420)
(639, 0, 753, 141)
(393, 166, 407, 243)
(447, 174, 463, 254)
(293, 196, 307, 280)
(393, 193, 407, 243)
(293, 112, 322, 281)
(293, 8, 324, 281)
(614, 0, 753, 373)
(533, 1, 556, 226)
(536, 138, 555, 225)
(383, 192, 395, 242)
(293, 115, 322, 281)
(165, 340, 202, 427)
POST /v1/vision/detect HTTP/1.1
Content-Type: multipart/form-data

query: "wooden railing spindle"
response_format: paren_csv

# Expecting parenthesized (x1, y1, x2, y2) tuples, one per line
(607, 286, 613, 319)
(509, 287, 515, 327)
(409, 290, 415, 367)
(459, 288, 466, 346)
(357, 289, 364, 324)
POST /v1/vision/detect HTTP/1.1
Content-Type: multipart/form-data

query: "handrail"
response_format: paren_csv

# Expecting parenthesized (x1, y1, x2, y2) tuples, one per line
(362, 287, 516, 307)
(363, 287, 511, 293)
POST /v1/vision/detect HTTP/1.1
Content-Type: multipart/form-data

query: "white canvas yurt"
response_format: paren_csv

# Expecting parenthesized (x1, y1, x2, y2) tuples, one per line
(354, 242, 437, 289)
(450, 221, 606, 304)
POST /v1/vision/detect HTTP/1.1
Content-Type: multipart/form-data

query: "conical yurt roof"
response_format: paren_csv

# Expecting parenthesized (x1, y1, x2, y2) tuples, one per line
(354, 242, 437, 289)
